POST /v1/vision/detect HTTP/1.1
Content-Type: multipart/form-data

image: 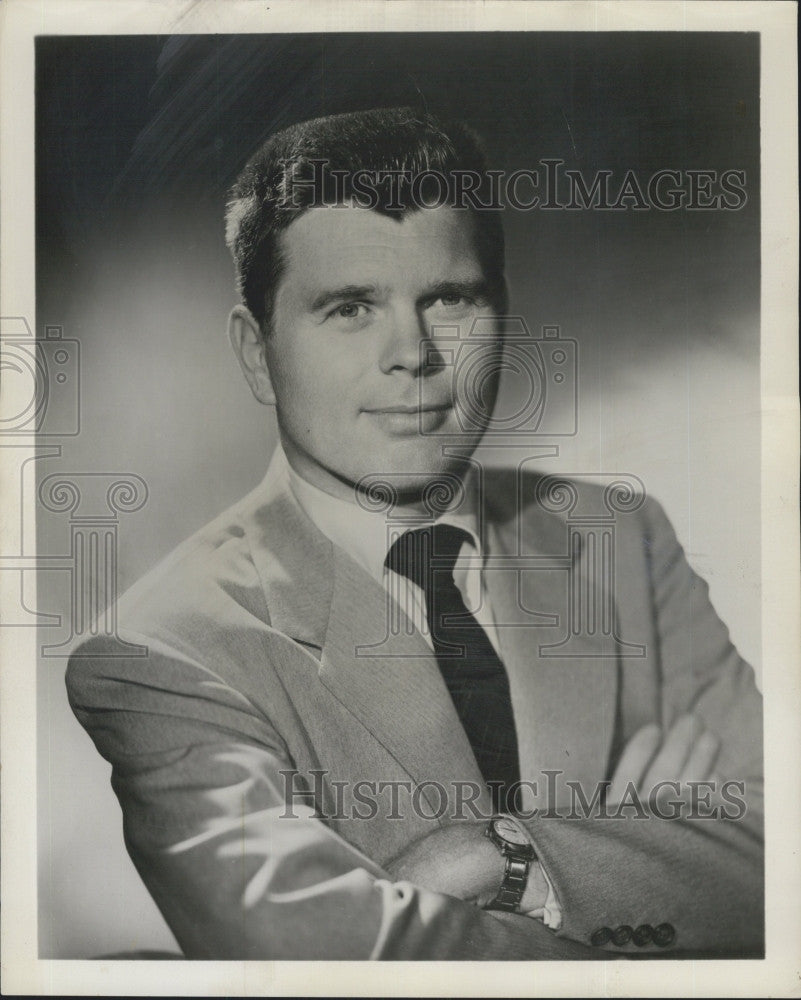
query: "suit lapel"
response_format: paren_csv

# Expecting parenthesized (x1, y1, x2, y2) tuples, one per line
(485, 502, 619, 810)
(246, 476, 334, 651)
(318, 546, 488, 805)
(246, 460, 618, 812)
(245, 463, 487, 807)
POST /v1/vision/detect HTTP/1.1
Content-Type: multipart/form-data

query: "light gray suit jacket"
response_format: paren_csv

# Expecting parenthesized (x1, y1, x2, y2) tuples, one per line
(66, 465, 763, 960)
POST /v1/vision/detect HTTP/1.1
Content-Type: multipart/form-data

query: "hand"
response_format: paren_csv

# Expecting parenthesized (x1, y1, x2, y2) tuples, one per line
(384, 821, 549, 915)
(608, 712, 720, 809)
(384, 822, 504, 905)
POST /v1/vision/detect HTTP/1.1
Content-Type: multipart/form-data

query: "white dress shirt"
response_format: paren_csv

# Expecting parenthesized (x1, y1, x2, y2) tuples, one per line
(278, 448, 498, 654)
(270, 444, 561, 929)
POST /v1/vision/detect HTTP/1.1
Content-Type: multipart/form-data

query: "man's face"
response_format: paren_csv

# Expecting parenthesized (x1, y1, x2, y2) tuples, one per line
(262, 204, 501, 501)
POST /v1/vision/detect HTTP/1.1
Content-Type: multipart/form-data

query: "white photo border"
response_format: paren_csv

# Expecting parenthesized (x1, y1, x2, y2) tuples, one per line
(1, 1, 798, 995)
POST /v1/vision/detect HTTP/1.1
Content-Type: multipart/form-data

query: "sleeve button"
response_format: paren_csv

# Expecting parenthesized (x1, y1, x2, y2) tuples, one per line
(633, 924, 654, 946)
(653, 922, 676, 947)
(612, 924, 633, 946)
(590, 926, 613, 947)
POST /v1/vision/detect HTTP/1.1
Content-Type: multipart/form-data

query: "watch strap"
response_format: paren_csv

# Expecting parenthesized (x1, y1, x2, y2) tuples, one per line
(489, 854, 532, 912)
(485, 816, 536, 912)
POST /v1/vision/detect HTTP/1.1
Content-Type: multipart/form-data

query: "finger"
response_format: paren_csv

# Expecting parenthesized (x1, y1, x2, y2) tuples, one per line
(679, 730, 720, 783)
(643, 713, 704, 787)
(608, 723, 662, 805)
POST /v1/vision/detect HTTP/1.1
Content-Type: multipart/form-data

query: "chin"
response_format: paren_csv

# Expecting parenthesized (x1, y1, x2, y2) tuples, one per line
(350, 440, 476, 496)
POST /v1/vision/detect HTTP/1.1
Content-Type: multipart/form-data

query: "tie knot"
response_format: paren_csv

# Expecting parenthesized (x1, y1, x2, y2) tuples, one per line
(385, 524, 470, 592)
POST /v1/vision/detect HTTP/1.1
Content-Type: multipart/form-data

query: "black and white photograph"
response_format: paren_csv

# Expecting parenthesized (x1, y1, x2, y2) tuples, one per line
(1, 1, 798, 995)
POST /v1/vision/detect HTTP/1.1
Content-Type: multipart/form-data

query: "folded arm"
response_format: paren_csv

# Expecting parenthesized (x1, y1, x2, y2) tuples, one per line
(66, 636, 598, 961)
(381, 495, 763, 957)
(514, 497, 764, 956)
(65, 497, 762, 959)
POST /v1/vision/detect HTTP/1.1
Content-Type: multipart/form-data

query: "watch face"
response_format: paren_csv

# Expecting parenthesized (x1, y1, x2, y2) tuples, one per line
(493, 816, 530, 847)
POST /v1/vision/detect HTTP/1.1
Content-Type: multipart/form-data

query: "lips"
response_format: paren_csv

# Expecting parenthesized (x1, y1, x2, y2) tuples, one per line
(362, 402, 453, 435)
(362, 402, 452, 415)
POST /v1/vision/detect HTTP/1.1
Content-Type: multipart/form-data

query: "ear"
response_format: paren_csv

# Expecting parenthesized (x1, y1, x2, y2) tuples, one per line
(228, 304, 275, 405)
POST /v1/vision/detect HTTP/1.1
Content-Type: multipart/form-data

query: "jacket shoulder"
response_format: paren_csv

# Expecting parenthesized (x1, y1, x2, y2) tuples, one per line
(68, 488, 277, 673)
(485, 466, 663, 536)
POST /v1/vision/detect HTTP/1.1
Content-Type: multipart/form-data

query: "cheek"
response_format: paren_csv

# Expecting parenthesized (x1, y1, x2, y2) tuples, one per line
(276, 343, 365, 423)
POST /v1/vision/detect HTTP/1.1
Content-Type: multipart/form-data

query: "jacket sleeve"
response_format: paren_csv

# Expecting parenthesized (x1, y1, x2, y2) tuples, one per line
(66, 634, 601, 961)
(517, 496, 764, 957)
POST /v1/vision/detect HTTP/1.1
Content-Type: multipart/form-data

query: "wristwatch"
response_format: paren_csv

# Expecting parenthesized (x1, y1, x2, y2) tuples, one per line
(484, 815, 537, 912)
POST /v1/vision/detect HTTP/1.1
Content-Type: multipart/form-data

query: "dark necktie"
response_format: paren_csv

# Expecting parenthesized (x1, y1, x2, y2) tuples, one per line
(386, 524, 521, 813)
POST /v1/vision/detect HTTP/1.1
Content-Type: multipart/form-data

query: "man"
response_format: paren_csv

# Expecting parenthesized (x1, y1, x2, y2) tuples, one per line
(66, 108, 763, 960)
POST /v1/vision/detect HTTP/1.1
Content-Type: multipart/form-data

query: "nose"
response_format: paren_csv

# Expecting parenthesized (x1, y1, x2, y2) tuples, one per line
(378, 305, 439, 376)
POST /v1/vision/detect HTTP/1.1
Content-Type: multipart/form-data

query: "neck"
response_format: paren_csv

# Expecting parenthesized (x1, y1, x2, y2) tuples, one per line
(280, 442, 472, 517)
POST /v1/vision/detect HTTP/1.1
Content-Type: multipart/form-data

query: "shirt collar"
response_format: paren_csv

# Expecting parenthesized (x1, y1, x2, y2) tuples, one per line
(271, 444, 484, 586)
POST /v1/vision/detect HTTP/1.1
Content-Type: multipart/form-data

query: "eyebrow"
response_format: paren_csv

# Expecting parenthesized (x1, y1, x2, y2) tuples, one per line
(310, 285, 383, 313)
(309, 278, 491, 313)
(421, 279, 492, 303)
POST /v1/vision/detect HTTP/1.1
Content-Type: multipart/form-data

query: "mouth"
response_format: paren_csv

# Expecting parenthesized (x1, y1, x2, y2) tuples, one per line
(361, 402, 453, 435)
(363, 403, 452, 415)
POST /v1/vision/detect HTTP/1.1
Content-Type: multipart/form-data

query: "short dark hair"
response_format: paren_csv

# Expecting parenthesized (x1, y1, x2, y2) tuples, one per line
(225, 107, 507, 332)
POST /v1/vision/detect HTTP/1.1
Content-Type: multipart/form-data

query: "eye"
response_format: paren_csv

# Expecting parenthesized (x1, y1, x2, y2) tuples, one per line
(428, 293, 477, 316)
(331, 302, 367, 320)
(439, 294, 470, 308)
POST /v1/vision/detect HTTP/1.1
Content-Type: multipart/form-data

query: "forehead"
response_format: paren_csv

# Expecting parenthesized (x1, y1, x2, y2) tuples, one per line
(278, 204, 483, 291)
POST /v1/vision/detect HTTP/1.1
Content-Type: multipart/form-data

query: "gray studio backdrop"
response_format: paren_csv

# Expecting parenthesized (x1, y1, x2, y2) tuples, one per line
(34, 33, 760, 957)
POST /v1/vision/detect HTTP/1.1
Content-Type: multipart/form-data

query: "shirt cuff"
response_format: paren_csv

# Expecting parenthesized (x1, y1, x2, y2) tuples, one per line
(540, 868, 563, 930)
(502, 813, 562, 929)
